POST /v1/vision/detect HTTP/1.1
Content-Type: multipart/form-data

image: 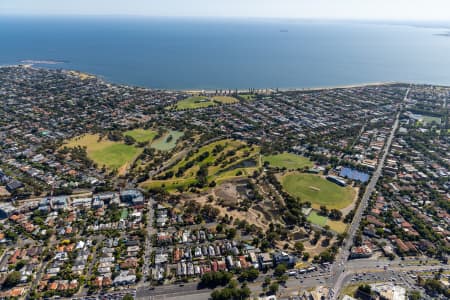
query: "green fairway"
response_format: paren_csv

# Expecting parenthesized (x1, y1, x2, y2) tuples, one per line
(307, 211, 328, 226)
(89, 143, 141, 170)
(281, 173, 355, 210)
(151, 130, 184, 151)
(142, 139, 260, 192)
(263, 153, 313, 170)
(124, 128, 157, 143)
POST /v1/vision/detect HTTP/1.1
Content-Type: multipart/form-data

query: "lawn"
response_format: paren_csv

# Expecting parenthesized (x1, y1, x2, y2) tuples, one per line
(212, 96, 239, 104)
(151, 130, 184, 151)
(421, 115, 441, 125)
(65, 134, 113, 152)
(141, 139, 260, 192)
(326, 219, 348, 234)
(172, 96, 216, 110)
(281, 173, 355, 210)
(63, 134, 143, 171)
(263, 152, 313, 170)
(306, 210, 347, 233)
(124, 128, 157, 143)
(120, 208, 129, 220)
(170, 95, 238, 110)
(89, 144, 141, 170)
(306, 211, 328, 226)
(239, 94, 256, 101)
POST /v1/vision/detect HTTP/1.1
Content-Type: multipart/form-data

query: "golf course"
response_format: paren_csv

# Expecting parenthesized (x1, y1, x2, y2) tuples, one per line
(141, 139, 260, 192)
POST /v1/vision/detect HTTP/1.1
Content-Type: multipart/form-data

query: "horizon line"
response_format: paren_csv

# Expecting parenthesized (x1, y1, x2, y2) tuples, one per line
(0, 13, 449, 23)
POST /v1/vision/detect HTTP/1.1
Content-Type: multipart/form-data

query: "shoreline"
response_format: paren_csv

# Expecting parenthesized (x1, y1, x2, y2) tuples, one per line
(1, 64, 449, 92)
(183, 82, 402, 94)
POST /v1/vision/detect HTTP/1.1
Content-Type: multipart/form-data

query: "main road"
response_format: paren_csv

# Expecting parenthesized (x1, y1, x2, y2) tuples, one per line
(328, 87, 409, 299)
(135, 259, 448, 300)
(140, 196, 156, 286)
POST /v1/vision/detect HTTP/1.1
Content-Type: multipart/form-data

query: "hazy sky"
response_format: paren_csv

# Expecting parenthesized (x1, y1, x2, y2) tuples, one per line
(1, 0, 449, 20)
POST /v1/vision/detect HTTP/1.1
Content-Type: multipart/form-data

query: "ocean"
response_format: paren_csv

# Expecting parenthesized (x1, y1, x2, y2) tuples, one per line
(1, 16, 450, 90)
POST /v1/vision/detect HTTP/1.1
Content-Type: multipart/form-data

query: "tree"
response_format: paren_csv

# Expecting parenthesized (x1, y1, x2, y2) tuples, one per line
(123, 294, 134, 300)
(239, 268, 259, 282)
(302, 252, 310, 261)
(353, 232, 363, 247)
(269, 282, 279, 294)
(15, 260, 27, 271)
(328, 209, 342, 220)
(357, 284, 372, 297)
(408, 291, 422, 300)
(4, 271, 21, 288)
(318, 250, 335, 263)
(200, 271, 233, 288)
(319, 205, 329, 216)
(226, 228, 237, 240)
(274, 264, 287, 277)
(294, 241, 304, 254)
(423, 279, 443, 296)
(124, 135, 136, 145)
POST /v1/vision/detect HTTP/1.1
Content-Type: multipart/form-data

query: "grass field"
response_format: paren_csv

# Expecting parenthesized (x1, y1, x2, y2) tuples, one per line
(306, 210, 347, 233)
(64, 134, 143, 171)
(174, 96, 216, 110)
(239, 94, 256, 101)
(326, 219, 348, 234)
(151, 130, 184, 151)
(141, 139, 260, 192)
(263, 152, 313, 170)
(212, 96, 239, 104)
(89, 144, 141, 170)
(307, 211, 328, 226)
(170, 95, 239, 110)
(124, 128, 157, 143)
(281, 173, 355, 210)
(421, 115, 441, 125)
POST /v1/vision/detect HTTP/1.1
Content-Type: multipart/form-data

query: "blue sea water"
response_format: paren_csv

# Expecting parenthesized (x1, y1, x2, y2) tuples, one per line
(1, 16, 450, 90)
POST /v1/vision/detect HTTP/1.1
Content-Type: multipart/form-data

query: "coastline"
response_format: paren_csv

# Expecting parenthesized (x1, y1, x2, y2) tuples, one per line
(183, 82, 402, 94)
(1, 64, 449, 92)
